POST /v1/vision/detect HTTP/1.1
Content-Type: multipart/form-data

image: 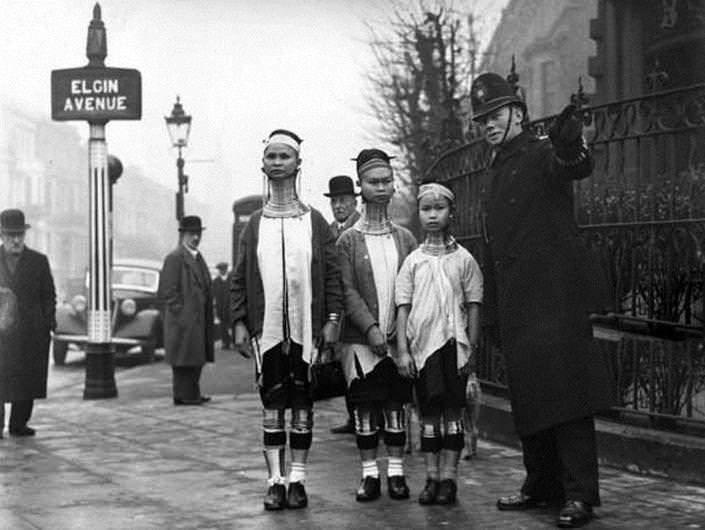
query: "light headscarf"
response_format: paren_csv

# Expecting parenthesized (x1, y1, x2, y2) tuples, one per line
(417, 182, 455, 204)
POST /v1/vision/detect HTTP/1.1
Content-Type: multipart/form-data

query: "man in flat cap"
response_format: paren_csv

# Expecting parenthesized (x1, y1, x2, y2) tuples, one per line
(471, 72, 614, 528)
(158, 215, 214, 406)
(324, 175, 360, 435)
(212, 262, 232, 350)
(0, 209, 56, 438)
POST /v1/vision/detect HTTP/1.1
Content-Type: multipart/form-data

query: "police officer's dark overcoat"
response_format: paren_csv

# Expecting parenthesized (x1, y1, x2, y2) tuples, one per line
(482, 131, 614, 437)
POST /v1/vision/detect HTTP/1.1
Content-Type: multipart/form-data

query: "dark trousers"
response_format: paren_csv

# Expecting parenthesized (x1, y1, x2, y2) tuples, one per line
(172, 366, 203, 401)
(520, 416, 600, 506)
(218, 313, 231, 347)
(0, 400, 34, 430)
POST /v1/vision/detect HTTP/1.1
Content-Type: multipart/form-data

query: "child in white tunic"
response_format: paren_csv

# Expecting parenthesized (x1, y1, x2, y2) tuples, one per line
(396, 182, 483, 505)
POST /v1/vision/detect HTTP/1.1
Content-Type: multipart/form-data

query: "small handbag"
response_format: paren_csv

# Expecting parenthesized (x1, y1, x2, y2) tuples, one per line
(310, 355, 347, 401)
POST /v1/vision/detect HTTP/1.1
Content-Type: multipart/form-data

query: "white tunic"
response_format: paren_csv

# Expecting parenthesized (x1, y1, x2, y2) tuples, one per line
(343, 233, 399, 381)
(257, 212, 314, 364)
(395, 245, 483, 370)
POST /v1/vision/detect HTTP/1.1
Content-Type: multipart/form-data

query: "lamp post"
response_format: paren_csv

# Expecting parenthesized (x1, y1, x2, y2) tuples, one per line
(165, 97, 192, 221)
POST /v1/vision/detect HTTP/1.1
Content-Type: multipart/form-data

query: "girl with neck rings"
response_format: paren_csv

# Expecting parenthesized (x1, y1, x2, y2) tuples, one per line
(230, 129, 343, 511)
(395, 183, 483, 505)
(336, 148, 417, 503)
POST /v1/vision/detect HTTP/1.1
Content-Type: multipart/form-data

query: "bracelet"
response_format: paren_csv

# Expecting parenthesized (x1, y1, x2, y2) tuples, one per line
(327, 312, 340, 323)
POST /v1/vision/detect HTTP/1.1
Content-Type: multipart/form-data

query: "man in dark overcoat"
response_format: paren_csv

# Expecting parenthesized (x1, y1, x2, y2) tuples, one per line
(324, 175, 360, 435)
(158, 215, 214, 405)
(212, 262, 232, 349)
(471, 73, 614, 528)
(0, 209, 56, 437)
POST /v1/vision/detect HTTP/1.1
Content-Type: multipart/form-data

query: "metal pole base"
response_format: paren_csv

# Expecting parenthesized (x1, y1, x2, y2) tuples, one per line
(83, 342, 118, 399)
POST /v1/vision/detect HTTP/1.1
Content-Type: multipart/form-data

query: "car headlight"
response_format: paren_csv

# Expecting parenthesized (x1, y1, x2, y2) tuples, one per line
(71, 294, 87, 314)
(120, 298, 137, 317)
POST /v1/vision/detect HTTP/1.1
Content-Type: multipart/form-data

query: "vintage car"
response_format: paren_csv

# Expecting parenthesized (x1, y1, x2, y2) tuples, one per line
(53, 259, 164, 365)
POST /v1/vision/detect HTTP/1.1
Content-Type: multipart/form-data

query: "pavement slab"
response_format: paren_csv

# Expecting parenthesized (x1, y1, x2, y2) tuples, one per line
(1, 361, 704, 529)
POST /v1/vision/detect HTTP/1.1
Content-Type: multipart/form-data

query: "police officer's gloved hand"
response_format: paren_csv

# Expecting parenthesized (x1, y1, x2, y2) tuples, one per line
(548, 104, 583, 160)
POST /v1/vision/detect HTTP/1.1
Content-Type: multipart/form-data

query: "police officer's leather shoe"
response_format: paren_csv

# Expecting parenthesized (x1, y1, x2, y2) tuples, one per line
(263, 483, 286, 511)
(387, 475, 410, 500)
(557, 500, 593, 528)
(173, 398, 202, 406)
(286, 481, 308, 509)
(418, 478, 440, 505)
(436, 479, 457, 505)
(355, 476, 381, 502)
(9, 426, 35, 437)
(497, 492, 550, 511)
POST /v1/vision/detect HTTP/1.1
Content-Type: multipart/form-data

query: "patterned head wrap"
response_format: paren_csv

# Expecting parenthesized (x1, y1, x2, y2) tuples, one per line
(417, 182, 455, 204)
(353, 148, 393, 177)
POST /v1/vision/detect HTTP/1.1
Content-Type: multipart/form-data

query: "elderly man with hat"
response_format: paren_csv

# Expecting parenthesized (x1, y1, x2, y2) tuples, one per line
(471, 72, 614, 528)
(0, 209, 56, 438)
(325, 175, 361, 240)
(324, 175, 360, 435)
(212, 261, 232, 350)
(158, 215, 214, 406)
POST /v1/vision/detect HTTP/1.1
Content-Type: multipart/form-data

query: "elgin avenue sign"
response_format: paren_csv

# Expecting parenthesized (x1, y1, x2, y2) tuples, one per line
(51, 67, 141, 121)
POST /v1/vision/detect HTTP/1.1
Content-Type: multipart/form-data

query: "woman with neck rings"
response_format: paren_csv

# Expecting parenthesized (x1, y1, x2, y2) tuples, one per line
(230, 129, 343, 511)
(336, 149, 417, 503)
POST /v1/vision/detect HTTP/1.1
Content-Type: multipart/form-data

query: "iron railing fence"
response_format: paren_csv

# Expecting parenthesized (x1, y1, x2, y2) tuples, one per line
(425, 83, 705, 434)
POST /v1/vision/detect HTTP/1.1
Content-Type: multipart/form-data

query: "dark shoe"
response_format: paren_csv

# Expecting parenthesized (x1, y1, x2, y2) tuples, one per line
(286, 481, 308, 509)
(418, 478, 440, 505)
(557, 500, 593, 528)
(173, 398, 203, 406)
(355, 476, 381, 502)
(199, 395, 212, 403)
(436, 479, 457, 505)
(9, 426, 35, 437)
(330, 420, 355, 434)
(263, 483, 287, 511)
(387, 475, 410, 500)
(497, 492, 550, 511)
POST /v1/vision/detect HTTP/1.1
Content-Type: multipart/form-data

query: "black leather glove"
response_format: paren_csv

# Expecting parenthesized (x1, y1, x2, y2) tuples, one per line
(548, 104, 583, 153)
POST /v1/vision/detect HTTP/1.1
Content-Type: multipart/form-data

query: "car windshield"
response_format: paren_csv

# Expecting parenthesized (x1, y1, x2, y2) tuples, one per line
(112, 267, 159, 292)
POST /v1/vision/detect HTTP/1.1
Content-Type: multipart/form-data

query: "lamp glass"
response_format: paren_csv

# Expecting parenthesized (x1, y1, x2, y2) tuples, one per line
(166, 119, 191, 148)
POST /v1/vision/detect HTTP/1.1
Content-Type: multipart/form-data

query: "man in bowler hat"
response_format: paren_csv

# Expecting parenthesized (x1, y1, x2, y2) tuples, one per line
(324, 175, 360, 434)
(212, 262, 232, 349)
(158, 215, 214, 405)
(471, 72, 614, 527)
(0, 209, 56, 437)
(326, 175, 361, 240)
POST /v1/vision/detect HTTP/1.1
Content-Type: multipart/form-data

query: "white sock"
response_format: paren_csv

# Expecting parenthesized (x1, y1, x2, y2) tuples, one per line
(387, 456, 404, 477)
(362, 460, 379, 479)
(289, 462, 306, 484)
(265, 448, 284, 486)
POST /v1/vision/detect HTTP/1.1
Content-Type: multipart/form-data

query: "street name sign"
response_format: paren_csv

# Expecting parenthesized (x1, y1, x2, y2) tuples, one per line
(51, 67, 141, 121)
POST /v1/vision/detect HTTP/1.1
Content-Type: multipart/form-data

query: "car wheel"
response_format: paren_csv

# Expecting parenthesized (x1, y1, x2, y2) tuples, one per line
(53, 340, 69, 365)
(141, 341, 156, 364)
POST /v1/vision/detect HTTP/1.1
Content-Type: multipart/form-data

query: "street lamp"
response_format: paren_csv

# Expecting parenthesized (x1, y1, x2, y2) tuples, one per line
(165, 96, 192, 221)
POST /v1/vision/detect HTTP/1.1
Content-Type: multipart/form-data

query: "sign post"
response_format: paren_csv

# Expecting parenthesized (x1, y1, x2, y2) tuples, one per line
(51, 4, 141, 399)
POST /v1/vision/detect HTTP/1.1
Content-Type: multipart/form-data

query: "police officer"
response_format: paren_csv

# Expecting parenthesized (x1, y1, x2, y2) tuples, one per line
(471, 72, 614, 528)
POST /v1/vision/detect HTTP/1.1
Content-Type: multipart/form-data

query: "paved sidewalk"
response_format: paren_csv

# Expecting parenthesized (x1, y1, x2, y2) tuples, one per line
(1, 363, 704, 529)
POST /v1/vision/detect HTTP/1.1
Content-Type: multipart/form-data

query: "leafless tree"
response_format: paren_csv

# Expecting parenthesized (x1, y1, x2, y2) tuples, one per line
(365, 1, 482, 191)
